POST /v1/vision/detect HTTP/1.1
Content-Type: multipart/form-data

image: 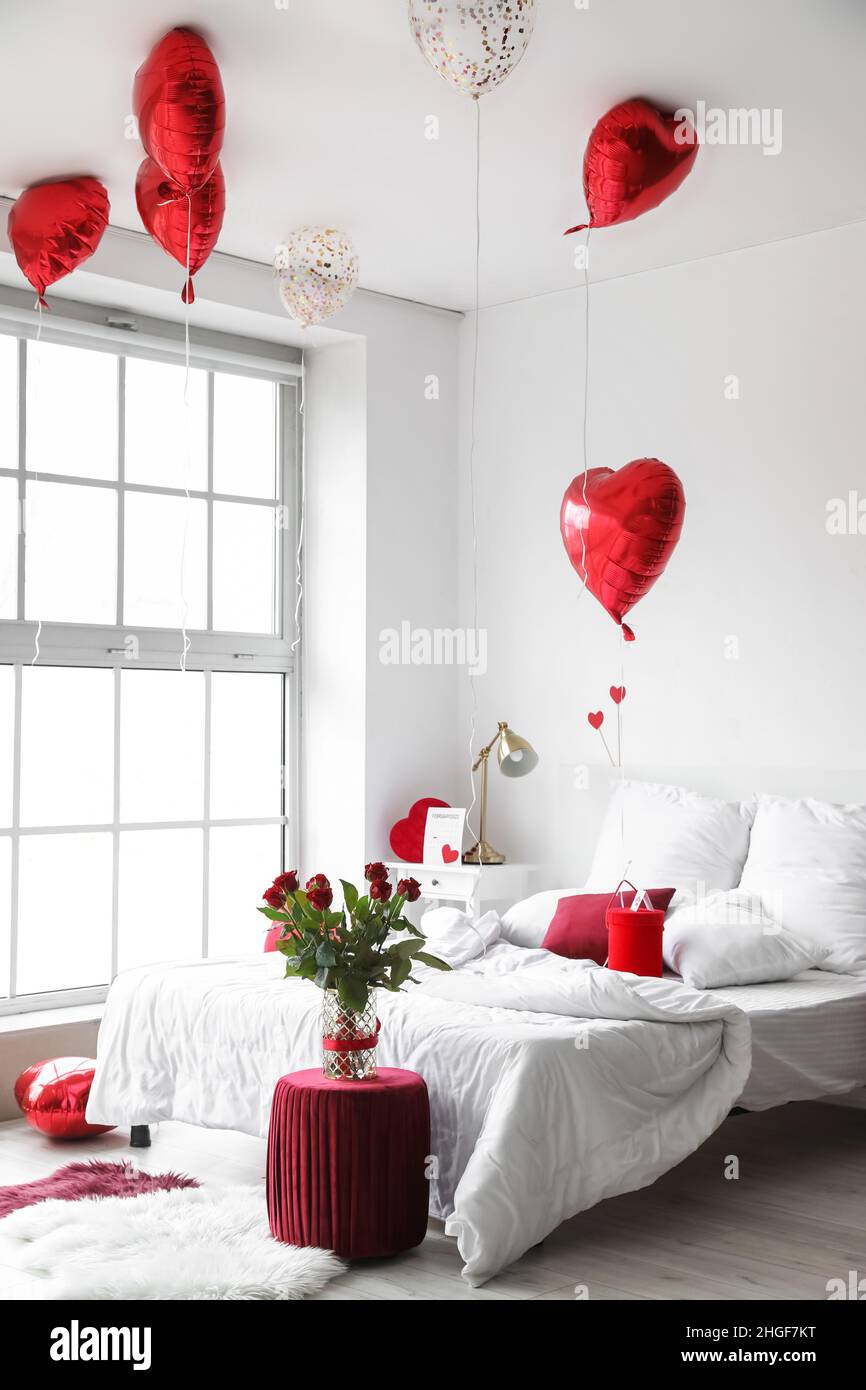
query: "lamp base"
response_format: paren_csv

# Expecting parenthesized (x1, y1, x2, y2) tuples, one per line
(462, 840, 506, 866)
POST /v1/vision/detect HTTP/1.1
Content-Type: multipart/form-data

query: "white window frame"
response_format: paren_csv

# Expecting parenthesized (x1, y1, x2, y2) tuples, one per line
(0, 297, 302, 1015)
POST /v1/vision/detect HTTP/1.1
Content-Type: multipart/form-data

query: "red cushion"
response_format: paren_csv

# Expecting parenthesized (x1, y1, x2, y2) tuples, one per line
(542, 888, 676, 963)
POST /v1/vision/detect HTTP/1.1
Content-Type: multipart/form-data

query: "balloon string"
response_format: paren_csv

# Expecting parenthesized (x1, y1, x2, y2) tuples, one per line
(30, 301, 44, 666)
(179, 193, 192, 674)
(619, 623, 627, 871)
(466, 95, 482, 851)
(576, 225, 592, 606)
(290, 351, 305, 655)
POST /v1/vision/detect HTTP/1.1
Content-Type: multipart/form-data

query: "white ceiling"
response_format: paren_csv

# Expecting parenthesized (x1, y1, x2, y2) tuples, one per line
(1, 0, 865, 311)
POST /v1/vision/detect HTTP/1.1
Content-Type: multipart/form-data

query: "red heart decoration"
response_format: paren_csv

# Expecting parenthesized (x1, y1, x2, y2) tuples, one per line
(7, 177, 110, 308)
(565, 98, 699, 233)
(587, 711, 604, 730)
(610, 686, 626, 705)
(561, 459, 685, 636)
(389, 797, 449, 863)
(442, 844, 459, 865)
(135, 157, 225, 303)
(133, 27, 225, 196)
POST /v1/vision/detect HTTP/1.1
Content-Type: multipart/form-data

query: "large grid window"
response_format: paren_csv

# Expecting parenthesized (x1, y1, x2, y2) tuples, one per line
(0, 322, 300, 1012)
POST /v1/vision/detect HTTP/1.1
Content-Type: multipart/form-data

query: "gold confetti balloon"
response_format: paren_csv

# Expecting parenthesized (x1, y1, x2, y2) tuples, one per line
(274, 227, 359, 328)
(408, 0, 537, 99)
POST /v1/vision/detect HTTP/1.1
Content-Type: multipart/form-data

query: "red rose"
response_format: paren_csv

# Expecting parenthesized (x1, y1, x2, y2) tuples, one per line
(364, 862, 388, 882)
(273, 870, 299, 894)
(306, 874, 332, 912)
(397, 877, 422, 903)
(263, 886, 285, 909)
(369, 878, 392, 902)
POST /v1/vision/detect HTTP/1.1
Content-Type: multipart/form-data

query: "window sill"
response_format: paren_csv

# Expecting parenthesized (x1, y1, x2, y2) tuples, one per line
(0, 1002, 104, 1035)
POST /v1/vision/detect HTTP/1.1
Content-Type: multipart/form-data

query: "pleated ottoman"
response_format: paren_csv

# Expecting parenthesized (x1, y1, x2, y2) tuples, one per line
(267, 1068, 430, 1259)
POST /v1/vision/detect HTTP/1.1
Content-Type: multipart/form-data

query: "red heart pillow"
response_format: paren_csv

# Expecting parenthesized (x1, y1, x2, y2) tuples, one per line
(543, 889, 676, 964)
(389, 798, 449, 863)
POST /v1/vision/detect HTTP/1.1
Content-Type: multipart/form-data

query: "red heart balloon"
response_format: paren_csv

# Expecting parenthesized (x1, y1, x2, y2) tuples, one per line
(389, 797, 449, 863)
(133, 27, 225, 196)
(565, 98, 698, 234)
(587, 711, 604, 730)
(561, 459, 685, 637)
(7, 177, 110, 308)
(135, 157, 225, 303)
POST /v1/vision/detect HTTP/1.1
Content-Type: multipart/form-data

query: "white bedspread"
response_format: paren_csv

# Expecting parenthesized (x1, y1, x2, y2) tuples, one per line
(87, 944, 751, 1285)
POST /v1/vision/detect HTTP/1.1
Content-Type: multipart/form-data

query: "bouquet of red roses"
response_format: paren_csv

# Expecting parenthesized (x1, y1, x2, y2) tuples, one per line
(258, 862, 449, 1012)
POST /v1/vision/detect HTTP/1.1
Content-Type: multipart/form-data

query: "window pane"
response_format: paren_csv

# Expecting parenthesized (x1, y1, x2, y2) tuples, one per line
(125, 358, 207, 491)
(25, 480, 117, 624)
(26, 341, 117, 481)
(0, 334, 17, 471)
(213, 501, 276, 634)
(0, 837, 10, 997)
(210, 673, 283, 820)
(213, 374, 276, 499)
(0, 665, 14, 828)
(208, 823, 282, 957)
(120, 670, 204, 822)
(124, 492, 206, 630)
(118, 828, 202, 972)
(0, 477, 17, 618)
(20, 667, 113, 827)
(17, 832, 112, 993)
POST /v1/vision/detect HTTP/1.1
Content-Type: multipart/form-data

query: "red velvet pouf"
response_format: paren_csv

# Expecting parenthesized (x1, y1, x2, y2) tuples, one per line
(267, 1068, 430, 1259)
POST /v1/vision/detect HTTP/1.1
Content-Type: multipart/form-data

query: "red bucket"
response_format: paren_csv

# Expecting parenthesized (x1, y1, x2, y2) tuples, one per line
(606, 882, 665, 977)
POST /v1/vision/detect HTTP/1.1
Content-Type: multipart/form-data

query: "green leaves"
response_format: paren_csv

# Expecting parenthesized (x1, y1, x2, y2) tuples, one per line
(413, 951, 450, 971)
(337, 972, 369, 1013)
(315, 940, 337, 969)
(340, 880, 358, 913)
(257, 906, 292, 922)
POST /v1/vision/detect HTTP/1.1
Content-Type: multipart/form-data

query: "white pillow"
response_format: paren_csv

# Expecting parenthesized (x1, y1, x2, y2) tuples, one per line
(739, 796, 866, 975)
(586, 780, 755, 898)
(419, 907, 500, 967)
(663, 888, 826, 988)
(500, 889, 585, 948)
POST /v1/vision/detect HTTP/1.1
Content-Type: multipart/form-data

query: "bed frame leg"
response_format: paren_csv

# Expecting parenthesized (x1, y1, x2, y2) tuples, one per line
(130, 1125, 151, 1148)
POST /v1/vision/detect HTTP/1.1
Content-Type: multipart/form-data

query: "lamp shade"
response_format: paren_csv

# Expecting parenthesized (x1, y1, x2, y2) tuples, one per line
(497, 726, 538, 778)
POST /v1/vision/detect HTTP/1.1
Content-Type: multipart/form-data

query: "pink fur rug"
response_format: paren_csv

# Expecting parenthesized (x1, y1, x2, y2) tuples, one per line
(0, 1159, 198, 1219)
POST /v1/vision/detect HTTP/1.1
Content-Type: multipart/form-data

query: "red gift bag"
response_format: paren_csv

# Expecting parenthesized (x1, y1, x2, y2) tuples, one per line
(605, 880, 666, 977)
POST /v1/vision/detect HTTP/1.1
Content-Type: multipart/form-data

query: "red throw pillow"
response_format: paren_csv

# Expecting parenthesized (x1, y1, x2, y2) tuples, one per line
(542, 889, 677, 963)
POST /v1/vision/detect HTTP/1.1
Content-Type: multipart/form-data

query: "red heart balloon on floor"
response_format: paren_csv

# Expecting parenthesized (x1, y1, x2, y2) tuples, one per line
(389, 798, 450, 863)
(135, 157, 225, 303)
(7, 177, 110, 307)
(587, 711, 604, 730)
(565, 98, 698, 234)
(561, 459, 685, 636)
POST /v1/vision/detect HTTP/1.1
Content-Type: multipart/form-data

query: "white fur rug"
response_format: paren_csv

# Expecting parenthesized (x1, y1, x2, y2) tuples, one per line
(1, 1185, 345, 1300)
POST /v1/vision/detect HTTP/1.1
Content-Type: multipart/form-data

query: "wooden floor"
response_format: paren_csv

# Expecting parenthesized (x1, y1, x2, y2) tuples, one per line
(1, 1101, 863, 1300)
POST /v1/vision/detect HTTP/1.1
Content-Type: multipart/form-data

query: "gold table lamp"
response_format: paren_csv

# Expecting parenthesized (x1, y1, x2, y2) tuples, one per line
(463, 721, 538, 865)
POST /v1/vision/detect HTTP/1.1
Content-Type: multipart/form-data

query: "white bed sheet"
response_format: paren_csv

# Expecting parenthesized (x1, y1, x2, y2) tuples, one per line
(716, 969, 866, 1110)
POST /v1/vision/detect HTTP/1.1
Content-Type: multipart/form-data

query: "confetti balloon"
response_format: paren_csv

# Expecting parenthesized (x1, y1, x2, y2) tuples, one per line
(14, 1057, 114, 1140)
(274, 228, 359, 328)
(408, 0, 537, 98)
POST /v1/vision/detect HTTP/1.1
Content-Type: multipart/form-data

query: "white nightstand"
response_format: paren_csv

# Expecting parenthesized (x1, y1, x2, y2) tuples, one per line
(384, 862, 537, 920)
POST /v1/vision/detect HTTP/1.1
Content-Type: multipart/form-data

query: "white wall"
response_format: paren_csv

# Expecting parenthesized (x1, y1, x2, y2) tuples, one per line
(458, 222, 866, 886)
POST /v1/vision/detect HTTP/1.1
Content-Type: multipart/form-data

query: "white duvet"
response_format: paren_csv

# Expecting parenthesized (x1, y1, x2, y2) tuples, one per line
(88, 943, 751, 1286)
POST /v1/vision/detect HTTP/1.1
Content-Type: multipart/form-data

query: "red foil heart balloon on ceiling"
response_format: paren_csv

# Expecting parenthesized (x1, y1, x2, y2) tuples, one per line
(560, 459, 685, 638)
(133, 27, 225, 196)
(135, 157, 225, 303)
(565, 98, 698, 234)
(7, 177, 110, 308)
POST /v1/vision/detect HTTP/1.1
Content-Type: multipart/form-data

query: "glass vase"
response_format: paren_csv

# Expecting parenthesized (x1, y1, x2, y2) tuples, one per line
(321, 988, 378, 1081)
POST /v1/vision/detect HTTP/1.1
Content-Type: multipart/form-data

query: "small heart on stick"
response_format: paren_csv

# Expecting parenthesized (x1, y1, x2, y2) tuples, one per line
(610, 686, 626, 705)
(587, 711, 604, 730)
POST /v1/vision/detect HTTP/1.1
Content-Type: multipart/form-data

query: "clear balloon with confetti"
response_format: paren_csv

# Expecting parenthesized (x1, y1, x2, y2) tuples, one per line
(408, 0, 537, 99)
(274, 227, 359, 328)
